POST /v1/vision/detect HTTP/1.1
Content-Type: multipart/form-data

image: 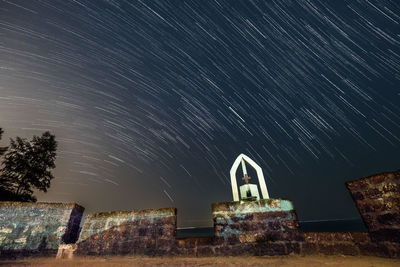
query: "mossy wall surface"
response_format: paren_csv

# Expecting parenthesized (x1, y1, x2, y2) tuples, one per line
(0, 202, 84, 258)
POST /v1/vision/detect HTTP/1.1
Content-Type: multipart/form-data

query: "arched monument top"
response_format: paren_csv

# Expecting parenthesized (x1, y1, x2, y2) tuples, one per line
(230, 154, 270, 201)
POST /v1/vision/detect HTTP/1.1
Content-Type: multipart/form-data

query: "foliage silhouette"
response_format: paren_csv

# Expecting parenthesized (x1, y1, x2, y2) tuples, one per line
(0, 130, 57, 202)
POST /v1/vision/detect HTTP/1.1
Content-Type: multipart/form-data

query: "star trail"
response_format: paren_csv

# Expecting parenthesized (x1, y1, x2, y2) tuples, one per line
(0, 0, 399, 227)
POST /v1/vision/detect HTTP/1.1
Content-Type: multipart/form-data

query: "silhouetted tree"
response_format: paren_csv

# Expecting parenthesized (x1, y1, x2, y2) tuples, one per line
(0, 131, 57, 202)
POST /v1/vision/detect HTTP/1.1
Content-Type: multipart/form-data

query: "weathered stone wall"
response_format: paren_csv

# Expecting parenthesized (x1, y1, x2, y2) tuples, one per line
(346, 170, 400, 258)
(303, 232, 371, 256)
(76, 208, 176, 256)
(210, 199, 303, 255)
(3, 169, 400, 259)
(175, 232, 374, 257)
(175, 196, 399, 258)
(0, 202, 84, 258)
(175, 237, 214, 256)
(75, 200, 306, 257)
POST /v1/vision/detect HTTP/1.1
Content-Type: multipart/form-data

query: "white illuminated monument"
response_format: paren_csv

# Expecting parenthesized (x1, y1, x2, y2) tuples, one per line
(230, 154, 270, 202)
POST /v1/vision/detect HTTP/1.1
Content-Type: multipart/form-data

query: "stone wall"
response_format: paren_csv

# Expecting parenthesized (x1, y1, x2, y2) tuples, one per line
(303, 232, 371, 256)
(175, 232, 374, 257)
(174, 195, 400, 258)
(346, 170, 400, 258)
(2, 169, 400, 258)
(75, 199, 305, 257)
(76, 207, 176, 256)
(0, 202, 84, 258)
(210, 199, 303, 255)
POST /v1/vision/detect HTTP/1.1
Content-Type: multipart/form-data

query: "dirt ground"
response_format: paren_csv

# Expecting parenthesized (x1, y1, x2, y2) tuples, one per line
(0, 255, 399, 267)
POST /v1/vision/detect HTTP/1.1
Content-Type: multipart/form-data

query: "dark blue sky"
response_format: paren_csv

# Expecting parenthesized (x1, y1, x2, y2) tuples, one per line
(0, 0, 399, 227)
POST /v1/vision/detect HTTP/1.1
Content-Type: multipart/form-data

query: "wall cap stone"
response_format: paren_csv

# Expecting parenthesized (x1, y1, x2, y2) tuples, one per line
(212, 198, 295, 214)
(84, 207, 176, 219)
(0, 201, 84, 211)
(346, 169, 400, 187)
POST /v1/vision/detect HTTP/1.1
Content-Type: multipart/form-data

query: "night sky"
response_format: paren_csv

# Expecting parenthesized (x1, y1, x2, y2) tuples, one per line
(0, 0, 399, 227)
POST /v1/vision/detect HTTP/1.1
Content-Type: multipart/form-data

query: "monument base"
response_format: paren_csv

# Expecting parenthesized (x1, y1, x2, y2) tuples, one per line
(211, 199, 304, 255)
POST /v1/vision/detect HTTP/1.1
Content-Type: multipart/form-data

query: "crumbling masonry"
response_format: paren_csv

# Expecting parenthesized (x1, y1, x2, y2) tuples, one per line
(0, 170, 399, 258)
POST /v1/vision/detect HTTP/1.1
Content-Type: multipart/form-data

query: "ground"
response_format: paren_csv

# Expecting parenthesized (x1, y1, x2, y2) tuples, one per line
(1, 255, 399, 267)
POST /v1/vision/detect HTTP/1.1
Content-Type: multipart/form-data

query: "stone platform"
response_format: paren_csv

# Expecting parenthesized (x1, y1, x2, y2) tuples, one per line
(174, 199, 302, 256)
(210, 199, 303, 255)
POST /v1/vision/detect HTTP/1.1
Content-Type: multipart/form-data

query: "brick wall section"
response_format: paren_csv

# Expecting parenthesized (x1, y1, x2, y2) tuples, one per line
(4, 169, 400, 258)
(175, 237, 214, 256)
(175, 199, 395, 257)
(75, 200, 306, 257)
(175, 232, 373, 257)
(76, 207, 176, 256)
(303, 232, 371, 255)
(346, 170, 400, 258)
(210, 199, 304, 256)
(0, 202, 84, 258)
